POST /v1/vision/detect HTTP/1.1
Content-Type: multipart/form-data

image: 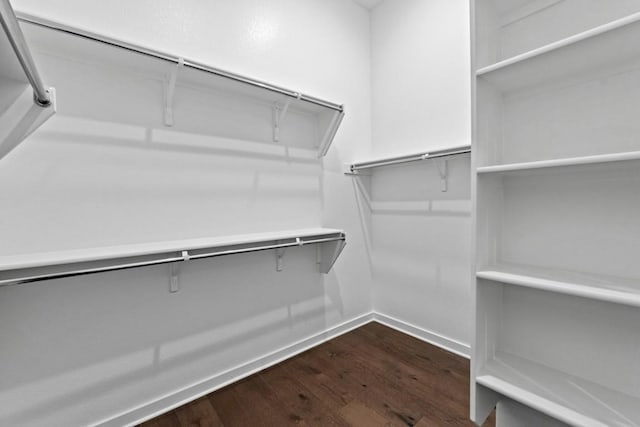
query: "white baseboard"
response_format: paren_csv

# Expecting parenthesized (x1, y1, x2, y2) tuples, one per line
(96, 311, 375, 427)
(372, 312, 470, 359)
(96, 310, 469, 426)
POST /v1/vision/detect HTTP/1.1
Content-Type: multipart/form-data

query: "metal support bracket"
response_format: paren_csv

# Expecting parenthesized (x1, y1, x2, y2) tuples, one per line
(275, 247, 286, 272)
(318, 109, 345, 158)
(164, 57, 184, 127)
(272, 93, 300, 142)
(437, 159, 448, 192)
(316, 242, 322, 266)
(318, 236, 347, 274)
(169, 250, 190, 293)
(275, 238, 303, 271)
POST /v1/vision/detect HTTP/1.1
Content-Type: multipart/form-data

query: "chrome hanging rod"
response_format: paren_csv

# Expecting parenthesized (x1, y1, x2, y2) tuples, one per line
(349, 144, 471, 173)
(0, 0, 50, 106)
(0, 233, 346, 287)
(15, 13, 344, 112)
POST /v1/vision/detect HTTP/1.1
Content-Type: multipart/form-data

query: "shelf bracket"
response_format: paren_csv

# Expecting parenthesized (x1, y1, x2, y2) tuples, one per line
(437, 159, 448, 192)
(318, 109, 345, 158)
(169, 250, 189, 293)
(274, 237, 303, 271)
(318, 236, 346, 274)
(316, 243, 322, 266)
(275, 246, 286, 272)
(164, 57, 184, 127)
(272, 93, 300, 142)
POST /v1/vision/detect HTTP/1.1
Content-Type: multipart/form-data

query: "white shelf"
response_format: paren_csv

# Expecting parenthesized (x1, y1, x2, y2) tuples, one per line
(477, 263, 640, 308)
(477, 352, 640, 427)
(477, 150, 640, 174)
(0, 228, 346, 285)
(476, 12, 640, 92)
(19, 14, 343, 157)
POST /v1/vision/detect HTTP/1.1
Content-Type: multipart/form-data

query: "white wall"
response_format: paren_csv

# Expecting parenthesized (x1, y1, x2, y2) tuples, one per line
(368, 0, 472, 354)
(496, 400, 569, 427)
(0, 1, 373, 425)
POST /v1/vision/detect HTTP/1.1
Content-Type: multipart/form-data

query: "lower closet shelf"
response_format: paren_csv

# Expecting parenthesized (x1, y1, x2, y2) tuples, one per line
(477, 264, 640, 308)
(477, 352, 640, 427)
(0, 228, 346, 286)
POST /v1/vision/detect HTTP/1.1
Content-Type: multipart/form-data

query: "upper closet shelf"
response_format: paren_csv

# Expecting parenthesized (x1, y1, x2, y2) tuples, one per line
(477, 150, 640, 174)
(478, 263, 640, 308)
(346, 144, 470, 174)
(18, 13, 344, 157)
(477, 12, 640, 92)
(0, 0, 55, 160)
(0, 228, 347, 288)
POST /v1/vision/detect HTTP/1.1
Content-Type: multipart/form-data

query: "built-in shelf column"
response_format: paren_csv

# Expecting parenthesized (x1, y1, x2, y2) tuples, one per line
(472, 1, 640, 425)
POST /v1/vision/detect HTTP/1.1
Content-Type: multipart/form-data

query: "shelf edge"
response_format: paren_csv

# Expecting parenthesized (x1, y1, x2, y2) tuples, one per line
(477, 150, 640, 174)
(476, 270, 640, 308)
(0, 228, 345, 271)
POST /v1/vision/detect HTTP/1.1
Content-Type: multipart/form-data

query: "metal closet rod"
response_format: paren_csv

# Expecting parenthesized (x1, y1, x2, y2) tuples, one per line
(0, 0, 50, 106)
(0, 234, 346, 287)
(350, 145, 471, 172)
(15, 13, 344, 113)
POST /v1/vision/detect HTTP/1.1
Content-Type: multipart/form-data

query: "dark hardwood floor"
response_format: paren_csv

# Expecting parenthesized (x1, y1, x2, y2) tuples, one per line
(140, 322, 495, 427)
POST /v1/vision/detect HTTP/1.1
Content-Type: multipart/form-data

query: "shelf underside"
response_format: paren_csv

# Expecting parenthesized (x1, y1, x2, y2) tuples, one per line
(478, 352, 640, 427)
(477, 12, 640, 92)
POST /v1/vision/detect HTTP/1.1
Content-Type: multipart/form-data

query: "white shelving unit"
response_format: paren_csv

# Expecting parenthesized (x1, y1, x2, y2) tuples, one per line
(472, 1, 640, 426)
(0, 228, 346, 288)
(17, 13, 343, 158)
(0, 0, 55, 160)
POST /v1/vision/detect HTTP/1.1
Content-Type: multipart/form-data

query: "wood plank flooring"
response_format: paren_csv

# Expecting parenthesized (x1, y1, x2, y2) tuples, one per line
(140, 322, 495, 427)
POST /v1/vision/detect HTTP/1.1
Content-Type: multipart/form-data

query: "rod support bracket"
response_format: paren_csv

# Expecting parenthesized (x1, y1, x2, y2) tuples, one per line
(343, 163, 358, 175)
(164, 57, 184, 127)
(437, 159, 449, 192)
(272, 93, 299, 142)
(275, 246, 286, 272)
(169, 250, 190, 293)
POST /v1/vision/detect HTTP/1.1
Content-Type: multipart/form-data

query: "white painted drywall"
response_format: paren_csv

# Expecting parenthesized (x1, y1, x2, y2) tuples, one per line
(497, 400, 570, 427)
(0, 1, 373, 425)
(368, 0, 473, 351)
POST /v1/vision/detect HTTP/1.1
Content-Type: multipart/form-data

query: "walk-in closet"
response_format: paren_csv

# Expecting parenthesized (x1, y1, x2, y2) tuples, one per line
(0, 0, 636, 426)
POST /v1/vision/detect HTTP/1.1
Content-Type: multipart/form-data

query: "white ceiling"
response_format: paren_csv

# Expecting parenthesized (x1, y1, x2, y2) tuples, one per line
(352, 0, 384, 10)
